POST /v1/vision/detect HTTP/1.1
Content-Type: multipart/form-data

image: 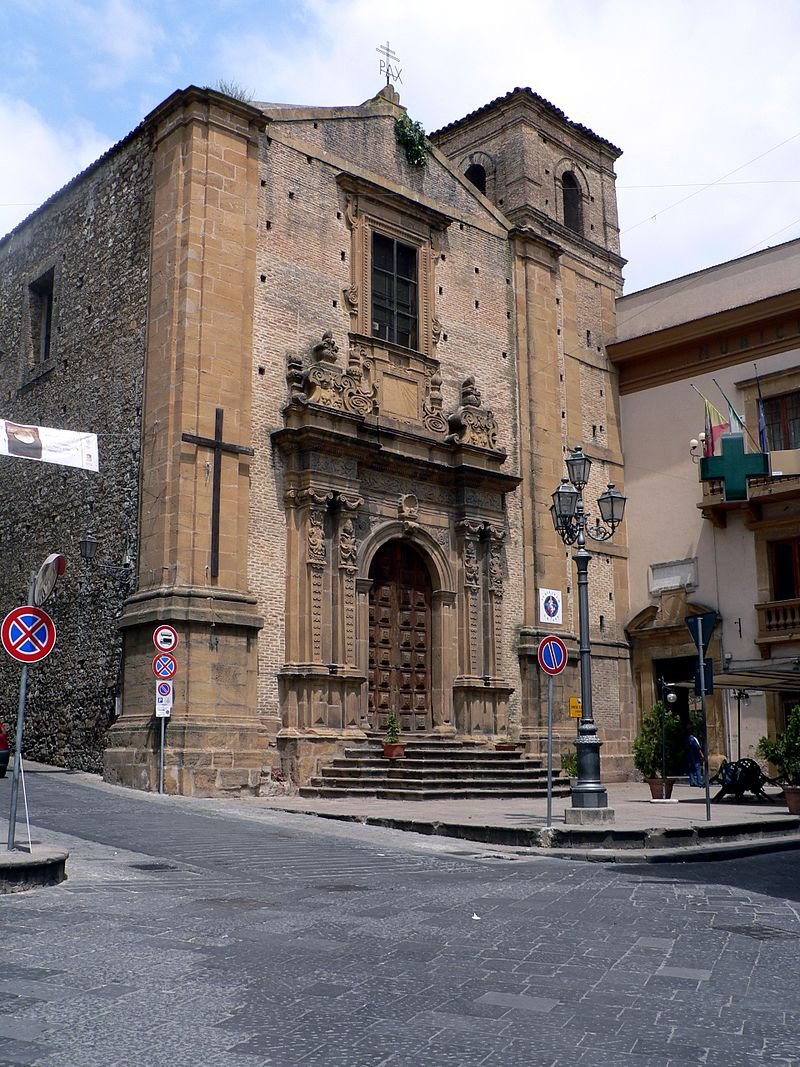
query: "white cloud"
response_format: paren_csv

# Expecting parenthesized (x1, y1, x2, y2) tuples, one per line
(4, 0, 800, 290)
(0, 95, 109, 239)
(63, 0, 166, 88)
(214, 0, 800, 291)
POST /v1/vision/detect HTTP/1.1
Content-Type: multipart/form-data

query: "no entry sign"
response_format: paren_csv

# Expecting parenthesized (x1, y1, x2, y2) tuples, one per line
(537, 635, 567, 676)
(1, 605, 57, 663)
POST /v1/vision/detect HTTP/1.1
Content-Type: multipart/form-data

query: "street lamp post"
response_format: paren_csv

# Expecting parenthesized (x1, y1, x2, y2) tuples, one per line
(550, 446, 626, 810)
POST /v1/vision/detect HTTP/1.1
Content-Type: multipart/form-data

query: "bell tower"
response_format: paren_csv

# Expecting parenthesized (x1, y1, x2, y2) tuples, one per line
(432, 89, 633, 779)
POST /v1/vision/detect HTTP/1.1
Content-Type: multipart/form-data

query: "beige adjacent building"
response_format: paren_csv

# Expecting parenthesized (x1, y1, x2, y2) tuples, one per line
(0, 83, 633, 794)
(609, 238, 800, 758)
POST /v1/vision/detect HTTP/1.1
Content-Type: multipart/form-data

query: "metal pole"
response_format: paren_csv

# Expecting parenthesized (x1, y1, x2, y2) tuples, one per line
(736, 690, 742, 761)
(7, 574, 36, 852)
(572, 525, 607, 809)
(546, 674, 553, 827)
(660, 683, 666, 801)
(699, 656, 711, 822)
(159, 716, 165, 795)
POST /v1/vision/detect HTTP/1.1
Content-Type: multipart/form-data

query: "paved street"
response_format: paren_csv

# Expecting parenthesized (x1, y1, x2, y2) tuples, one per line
(1, 768, 799, 1067)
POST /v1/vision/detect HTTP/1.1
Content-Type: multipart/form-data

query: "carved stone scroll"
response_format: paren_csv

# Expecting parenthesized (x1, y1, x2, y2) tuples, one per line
(298, 334, 374, 415)
(423, 366, 448, 434)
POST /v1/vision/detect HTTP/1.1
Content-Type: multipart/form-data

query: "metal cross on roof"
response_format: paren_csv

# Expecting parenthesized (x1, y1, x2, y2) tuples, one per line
(699, 432, 768, 501)
(376, 41, 402, 85)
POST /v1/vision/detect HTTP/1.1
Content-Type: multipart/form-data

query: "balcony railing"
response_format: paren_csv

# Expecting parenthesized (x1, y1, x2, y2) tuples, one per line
(756, 597, 800, 654)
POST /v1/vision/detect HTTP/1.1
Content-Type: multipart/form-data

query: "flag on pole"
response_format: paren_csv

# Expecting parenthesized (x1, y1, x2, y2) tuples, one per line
(754, 364, 768, 453)
(703, 398, 729, 457)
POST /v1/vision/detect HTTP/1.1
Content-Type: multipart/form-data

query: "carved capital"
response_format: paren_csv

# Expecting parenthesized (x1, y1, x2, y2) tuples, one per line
(456, 519, 484, 541)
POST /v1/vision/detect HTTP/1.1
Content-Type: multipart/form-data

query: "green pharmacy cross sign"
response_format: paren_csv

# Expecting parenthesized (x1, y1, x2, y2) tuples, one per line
(699, 433, 768, 501)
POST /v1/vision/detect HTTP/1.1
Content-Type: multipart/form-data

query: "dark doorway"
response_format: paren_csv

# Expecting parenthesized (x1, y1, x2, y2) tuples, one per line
(368, 541, 432, 732)
(653, 656, 696, 730)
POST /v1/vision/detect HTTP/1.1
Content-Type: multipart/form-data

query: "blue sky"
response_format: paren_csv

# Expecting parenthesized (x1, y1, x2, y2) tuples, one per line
(3, 0, 800, 293)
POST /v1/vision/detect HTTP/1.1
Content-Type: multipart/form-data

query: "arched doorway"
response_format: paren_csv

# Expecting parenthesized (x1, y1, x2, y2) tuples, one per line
(368, 540, 432, 732)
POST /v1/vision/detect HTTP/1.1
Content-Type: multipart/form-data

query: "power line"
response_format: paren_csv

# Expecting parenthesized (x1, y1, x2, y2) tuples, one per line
(621, 128, 800, 235)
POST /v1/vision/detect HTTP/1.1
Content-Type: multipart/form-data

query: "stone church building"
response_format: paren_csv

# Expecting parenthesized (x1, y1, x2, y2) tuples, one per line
(0, 83, 633, 794)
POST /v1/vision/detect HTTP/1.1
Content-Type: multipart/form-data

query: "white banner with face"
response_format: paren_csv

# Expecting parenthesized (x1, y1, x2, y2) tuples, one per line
(0, 420, 99, 472)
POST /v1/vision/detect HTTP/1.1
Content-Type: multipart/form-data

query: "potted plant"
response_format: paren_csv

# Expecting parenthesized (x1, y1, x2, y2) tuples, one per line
(495, 724, 521, 751)
(632, 701, 684, 799)
(382, 712, 405, 760)
(757, 705, 800, 814)
(560, 748, 578, 785)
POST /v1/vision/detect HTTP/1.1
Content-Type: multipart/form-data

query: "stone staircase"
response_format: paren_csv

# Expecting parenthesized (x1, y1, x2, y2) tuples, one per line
(299, 735, 572, 801)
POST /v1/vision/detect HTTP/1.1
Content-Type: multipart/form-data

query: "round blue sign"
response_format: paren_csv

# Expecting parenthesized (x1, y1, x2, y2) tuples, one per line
(537, 635, 567, 676)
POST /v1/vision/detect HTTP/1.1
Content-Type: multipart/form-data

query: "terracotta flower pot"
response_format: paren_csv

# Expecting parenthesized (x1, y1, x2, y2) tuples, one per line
(783, 784, 800, 814)
(646, 777, 675, 800)
(382, 743, 405, 760)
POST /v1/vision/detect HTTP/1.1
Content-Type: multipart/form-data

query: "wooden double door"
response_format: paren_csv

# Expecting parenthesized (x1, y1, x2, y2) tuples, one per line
(368, 541, 432, 732)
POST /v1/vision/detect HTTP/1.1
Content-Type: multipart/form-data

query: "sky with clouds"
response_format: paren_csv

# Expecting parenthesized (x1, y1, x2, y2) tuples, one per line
(2, 0, 800, 294)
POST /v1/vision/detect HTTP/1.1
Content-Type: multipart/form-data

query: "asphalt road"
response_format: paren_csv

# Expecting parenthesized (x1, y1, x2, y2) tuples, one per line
(1, 767, 799, 1067)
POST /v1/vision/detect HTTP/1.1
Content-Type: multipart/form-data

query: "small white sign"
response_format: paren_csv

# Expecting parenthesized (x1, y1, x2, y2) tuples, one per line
(539, 588, 562, 625)
(155, 705, 171, 718)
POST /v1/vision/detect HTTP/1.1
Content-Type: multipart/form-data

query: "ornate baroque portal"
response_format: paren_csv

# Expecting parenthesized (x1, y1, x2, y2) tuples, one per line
(272, 325, 521, 782)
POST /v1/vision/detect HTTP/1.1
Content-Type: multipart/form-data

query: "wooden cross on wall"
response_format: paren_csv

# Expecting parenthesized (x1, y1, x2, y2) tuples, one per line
(699, 432, 768, 501)
(181, 408, 255, 578)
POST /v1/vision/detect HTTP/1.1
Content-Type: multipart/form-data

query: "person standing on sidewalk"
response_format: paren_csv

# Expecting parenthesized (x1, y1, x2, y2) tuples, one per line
(686, 729, 704, 786)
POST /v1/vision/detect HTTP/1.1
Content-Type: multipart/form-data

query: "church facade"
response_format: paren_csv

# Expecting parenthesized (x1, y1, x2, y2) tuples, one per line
(0, 83, 633, 794)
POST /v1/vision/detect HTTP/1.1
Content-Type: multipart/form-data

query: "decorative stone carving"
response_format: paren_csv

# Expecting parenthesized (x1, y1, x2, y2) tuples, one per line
(339, 517, 358, 569)
(283, 333, 375, 416)
(313, 331, 339, 363)
(306, 506, 327, 566)
(286, 351, 304, 399)
(488, 533, 505, 599)
(423, 366, 448, 434)
(446, 376, 502, 452)
(431, 317, 443, 347)
(398, 493, 420, 537)
(463, 538, 479, 588)
(343, 285, 359, 317)
(434, 526, 451, 549)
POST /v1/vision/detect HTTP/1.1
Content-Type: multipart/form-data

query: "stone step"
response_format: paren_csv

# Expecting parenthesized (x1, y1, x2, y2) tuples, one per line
(342, 746, 535, 762)
(333, 757, 543, 773)
(308, 771, 563, 787)
(321, 765, 552, 781)
(299, 784, 571, 801)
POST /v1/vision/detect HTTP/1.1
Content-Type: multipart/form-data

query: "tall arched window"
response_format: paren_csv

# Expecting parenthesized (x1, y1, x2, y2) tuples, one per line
(464, 163, 487, 195)
(562, 171, 582, 234)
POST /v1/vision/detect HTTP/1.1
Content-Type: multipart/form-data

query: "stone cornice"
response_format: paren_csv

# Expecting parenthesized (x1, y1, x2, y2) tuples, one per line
(609, 288, 800, 394)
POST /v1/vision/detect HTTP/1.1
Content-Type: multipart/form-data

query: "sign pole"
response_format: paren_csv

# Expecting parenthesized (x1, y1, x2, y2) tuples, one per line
(159, 717, 165, 795)
(546, 674, 554, 828)
(7, 573, 35, 851)
(699, 655, 711, 822)
(685, 613, 716, 824)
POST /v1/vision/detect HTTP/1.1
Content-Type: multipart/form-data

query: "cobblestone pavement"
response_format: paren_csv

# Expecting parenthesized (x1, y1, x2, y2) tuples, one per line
(1, 768, 799, 1067)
